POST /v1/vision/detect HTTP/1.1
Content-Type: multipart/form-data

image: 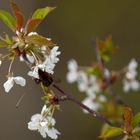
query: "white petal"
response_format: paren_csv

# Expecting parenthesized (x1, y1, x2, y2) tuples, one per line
(46, 128, 60, 139)
(126, 71, 137, 79)
(14, 76, 26, 86)
(39, 127, 47, 138)
(28, 66, 39, 79)
(86, 88, 97, 97)
(26, 54, 35, 64)
(66, 72, 78, 83)
(40, 121, 48, 127)
(28, 121, 39, 131)
(128, 58, 138, 71)
(82, 97, 100, 113)
(123, 80, 130, 92)
(131, 80, 140, 91)
(67, 59, 78, 71)
(31, 114, 42, 122)
(3, 77, 14, 93)
(103, 68, 110, 78)
(77, 72, 88, 92)
(47, 116, 56, 126)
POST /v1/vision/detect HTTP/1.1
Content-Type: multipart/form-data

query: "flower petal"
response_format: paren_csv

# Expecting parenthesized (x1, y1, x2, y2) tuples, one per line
(14, 76, 26, 86)
(3, 77, 14, 93)
(46, 128, 60, 139)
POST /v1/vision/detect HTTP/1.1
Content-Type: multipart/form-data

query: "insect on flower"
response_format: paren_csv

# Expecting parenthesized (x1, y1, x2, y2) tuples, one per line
(37, 69, 54, 87)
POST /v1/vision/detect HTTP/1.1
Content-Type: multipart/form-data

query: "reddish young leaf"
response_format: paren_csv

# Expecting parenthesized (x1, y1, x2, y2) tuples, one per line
(123, 107, 133, 134)
(25, 18, 42, 33)
(10, 1, 24, 31)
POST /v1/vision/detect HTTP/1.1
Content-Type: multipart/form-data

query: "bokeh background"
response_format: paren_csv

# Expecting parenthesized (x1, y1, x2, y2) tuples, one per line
(0, 0, 140, 140)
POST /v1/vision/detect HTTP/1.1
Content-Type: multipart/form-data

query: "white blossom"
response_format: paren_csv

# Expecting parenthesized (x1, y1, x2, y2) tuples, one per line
(77, 72, 88, 92)
(67, 59, 79, 83)
(82, 95, 106, 113)
(123, 59, 140, 92)
(77, 73, 100, 96)
(3, 76, 26, 93)
(28, 65, 40, 79)
(67, 59, 100, 96)
(28, 105, 60, 139)
(123, 79, 140, 92)
(86, 75, 100, 96)
(28, 46, 61, 79)
(103, 68, 110, 78)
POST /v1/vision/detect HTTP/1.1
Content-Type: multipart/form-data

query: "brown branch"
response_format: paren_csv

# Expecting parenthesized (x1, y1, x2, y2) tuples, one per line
(52, 83, 121, 127)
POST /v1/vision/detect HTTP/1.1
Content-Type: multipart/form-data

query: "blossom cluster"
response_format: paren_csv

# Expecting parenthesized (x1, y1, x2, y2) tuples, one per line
(0, 2, 61, 138)
(0, 31, 61, 138)
(123, 59, 140, 92)
(28, 105, 60, 139)
(67, 58, 140, 113)
(67, 59, 107, 112)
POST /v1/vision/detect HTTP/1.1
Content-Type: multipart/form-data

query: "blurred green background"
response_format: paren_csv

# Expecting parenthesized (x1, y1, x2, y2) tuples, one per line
(0, 0, 140, 140)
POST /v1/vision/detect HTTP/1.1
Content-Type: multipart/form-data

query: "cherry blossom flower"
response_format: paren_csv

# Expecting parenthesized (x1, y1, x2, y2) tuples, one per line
(123, 79, 140, 92)
(28, 105, 60, 139)
(76, 72, 100, 96)
(82, 95, 106, 113)
(3, 76, 26, 93)
(28, 46, 61, 79)
(123, 59, 140, 92)
(67, 59, 100, 96)
(66, 59, 79, 83)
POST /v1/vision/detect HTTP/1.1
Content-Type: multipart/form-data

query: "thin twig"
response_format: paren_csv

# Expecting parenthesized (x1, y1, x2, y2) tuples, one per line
(52, 83, 120, 127)
(92, 38, 128, 106)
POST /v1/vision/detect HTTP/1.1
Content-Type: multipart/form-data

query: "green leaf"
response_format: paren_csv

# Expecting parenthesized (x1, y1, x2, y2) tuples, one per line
(25, 34, 56, 46)
(0, 40, 7, 47)
(32, 7, 56, 20)
(0, 10, 16, 31)
(101, 54, 110, 62)
(132, 113, 140, 127)
(10, 1, 24, 30)
(133, 127, 140, 137)
(97, 36, 118, 62)
(100, 124, 123, 139)
(121, 136, 128, 140)
(5, 34, 12, 44)
(86, 66, 102, 78)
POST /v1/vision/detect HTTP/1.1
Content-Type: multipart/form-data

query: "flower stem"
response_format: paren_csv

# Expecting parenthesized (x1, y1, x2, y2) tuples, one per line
(8, 57, 15, 76)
